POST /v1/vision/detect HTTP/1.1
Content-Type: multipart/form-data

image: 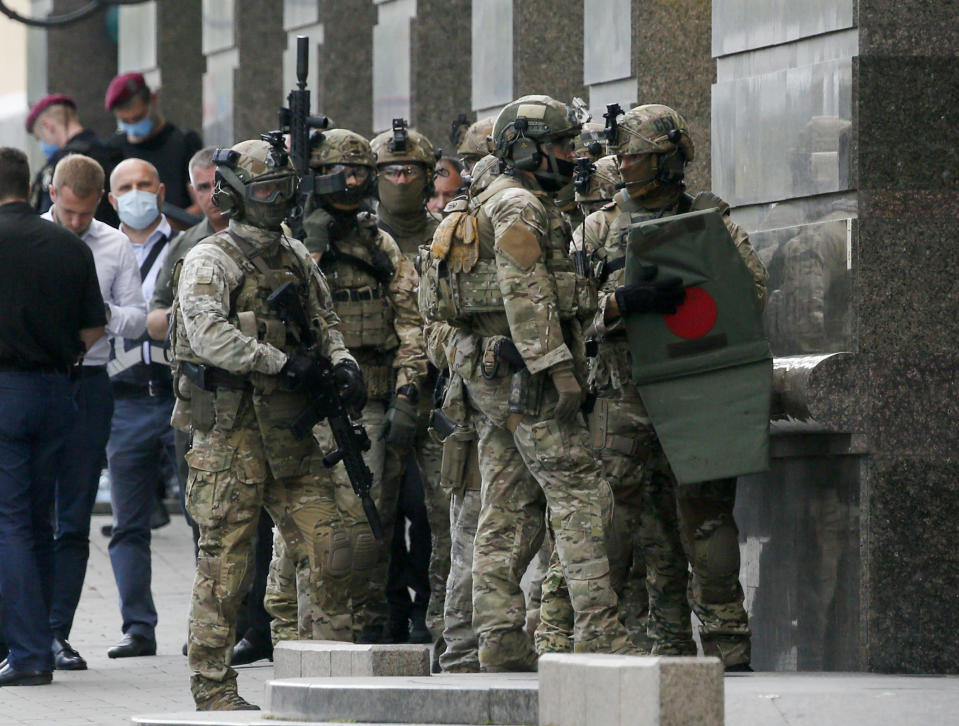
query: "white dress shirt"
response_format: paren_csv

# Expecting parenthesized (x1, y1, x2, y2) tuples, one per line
(43, 208, 147, 366)
(125, 215, 173, 307)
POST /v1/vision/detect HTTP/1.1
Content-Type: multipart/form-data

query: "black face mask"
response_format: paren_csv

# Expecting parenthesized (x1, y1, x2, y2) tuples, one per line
(533, 154, 577, 192)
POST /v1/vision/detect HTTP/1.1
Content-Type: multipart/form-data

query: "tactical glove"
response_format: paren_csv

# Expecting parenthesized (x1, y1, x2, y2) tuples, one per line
(614, 264, 686, 315)
(495, 338, 527, 371)
(550, 363, 583, 423)
(382, 384, 419, 449)
(281, 354, 325, 389)
(332, 359, 367, 412)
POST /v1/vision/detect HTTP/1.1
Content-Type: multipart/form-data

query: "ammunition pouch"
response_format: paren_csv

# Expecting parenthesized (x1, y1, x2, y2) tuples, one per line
(332, 286, 398, 351)
(435, 420, 481, 494)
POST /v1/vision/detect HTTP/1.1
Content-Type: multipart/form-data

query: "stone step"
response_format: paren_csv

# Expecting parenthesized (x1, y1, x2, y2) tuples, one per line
(273, 639, 432, 679)
(131, 714, 473, 726)
(266, 673, 538, 725)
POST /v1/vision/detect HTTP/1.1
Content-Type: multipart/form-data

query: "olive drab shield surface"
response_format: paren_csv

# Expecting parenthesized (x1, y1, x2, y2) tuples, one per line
(624, 208, 772, 484)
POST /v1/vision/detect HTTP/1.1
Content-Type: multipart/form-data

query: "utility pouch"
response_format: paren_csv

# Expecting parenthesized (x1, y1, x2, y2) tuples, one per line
(508, 368, 544, 418)
(439, 424, 478, 494)
(189, 383, 215, 433)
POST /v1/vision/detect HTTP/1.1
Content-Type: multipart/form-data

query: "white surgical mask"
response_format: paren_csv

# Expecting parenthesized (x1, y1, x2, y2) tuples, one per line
(116, 189, 159, 230)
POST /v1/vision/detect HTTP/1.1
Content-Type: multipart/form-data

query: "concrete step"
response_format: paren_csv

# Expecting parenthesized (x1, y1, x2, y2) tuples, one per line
(266, 673, 538, 725)
(131, 715, 472, 726)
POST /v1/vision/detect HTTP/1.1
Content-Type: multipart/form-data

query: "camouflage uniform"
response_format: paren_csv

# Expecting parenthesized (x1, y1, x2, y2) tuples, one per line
(371, 124, 450, 642)
(172, 140, 358, 709)
(424, 96, 634, 670)
(264, 130, 427, 642)
(537, 105, 766, 666)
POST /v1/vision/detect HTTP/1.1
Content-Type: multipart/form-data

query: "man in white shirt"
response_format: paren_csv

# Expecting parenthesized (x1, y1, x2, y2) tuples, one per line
(101, 158, 176, 659)
(41, 154, 147, 670)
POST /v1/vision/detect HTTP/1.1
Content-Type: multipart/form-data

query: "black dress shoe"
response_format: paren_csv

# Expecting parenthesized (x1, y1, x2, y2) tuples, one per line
(230, 637, 273, 666)
(52, 637, 87, 670)
(107, 633, 156, 658)
(0, 661, 52, 686)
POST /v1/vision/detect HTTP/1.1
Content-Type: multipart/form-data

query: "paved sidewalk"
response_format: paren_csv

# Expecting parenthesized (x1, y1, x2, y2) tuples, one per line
(0, 514, 272, 726)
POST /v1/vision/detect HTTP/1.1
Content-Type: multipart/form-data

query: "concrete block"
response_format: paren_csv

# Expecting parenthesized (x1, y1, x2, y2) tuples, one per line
(538, 654, 723, 726)
(271, 640, 431, 679)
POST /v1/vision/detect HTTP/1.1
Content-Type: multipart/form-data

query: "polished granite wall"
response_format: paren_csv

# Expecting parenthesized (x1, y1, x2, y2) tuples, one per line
(715, 0, 959, 673)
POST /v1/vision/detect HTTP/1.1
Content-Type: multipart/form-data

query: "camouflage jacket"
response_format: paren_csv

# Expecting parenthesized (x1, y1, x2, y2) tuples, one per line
(307, 206, 426, 397)
(577, 190, 767, 391)
(174, 218, 351, 377)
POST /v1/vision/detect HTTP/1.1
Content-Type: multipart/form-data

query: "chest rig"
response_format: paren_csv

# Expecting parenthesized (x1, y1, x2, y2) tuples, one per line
(418, 175, 596, 327)
(320, 217, 398, 354)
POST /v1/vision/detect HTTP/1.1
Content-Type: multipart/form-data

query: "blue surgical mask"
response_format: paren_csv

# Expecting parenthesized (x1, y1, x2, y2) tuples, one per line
(40, 140, 59, 159)
(116, 189, 159, 230)
(121, 117, 155, 139)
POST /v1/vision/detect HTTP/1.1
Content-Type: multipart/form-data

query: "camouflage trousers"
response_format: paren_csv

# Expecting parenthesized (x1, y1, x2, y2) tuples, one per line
(265, 401, 395, 641)
(465, 370, 632, 669)
(535, 391, 653, 653)
(644, 471, 751, 666)
(185, 422, 352, 705)
(363, 413, 449, 640)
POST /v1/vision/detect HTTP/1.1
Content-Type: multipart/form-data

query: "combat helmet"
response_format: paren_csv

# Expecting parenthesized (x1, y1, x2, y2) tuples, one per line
(492, 94, 582, 190)
(606, 103, 694, 198)
(370, 119, 437, 168)
(574, 154, 621, 212)
(310, 128, 376, 206)
(467, 154, 501, 198)
(456, 115, 495, 169)
(574, 121, 607, 162)
(213, 138, 297, 230)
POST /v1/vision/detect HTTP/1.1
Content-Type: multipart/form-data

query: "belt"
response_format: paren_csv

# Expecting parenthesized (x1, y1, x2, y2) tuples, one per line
(111, 380, 174, 398)
(332, 287, 383, 302)
(204, 367, 252, 391)
(79, 365, 108, 378)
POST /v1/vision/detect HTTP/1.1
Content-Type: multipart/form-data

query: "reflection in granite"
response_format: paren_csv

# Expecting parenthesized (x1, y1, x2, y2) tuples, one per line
(737, 444, 861, 671)
(712, 0, 854, 57)
(712, 59, 852, 206)
(770, 354, 865, 434)
(752, 214, 856, 356)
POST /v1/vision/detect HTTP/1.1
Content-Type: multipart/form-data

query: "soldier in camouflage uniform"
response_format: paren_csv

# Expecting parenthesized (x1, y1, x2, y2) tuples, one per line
(171, 140, 364, 710)
(369, 122, 450, 646)
(423, 96, 635, 671)
(456, 116, 495, 175)
(536, 152, 658, 653)
(555, 121, 607, 234)
(547, 105, 765, 668)
(263, 129, 427, 642)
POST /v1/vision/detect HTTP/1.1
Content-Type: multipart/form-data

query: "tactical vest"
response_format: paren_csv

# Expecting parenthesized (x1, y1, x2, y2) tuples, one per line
(419, 175, 596, 327)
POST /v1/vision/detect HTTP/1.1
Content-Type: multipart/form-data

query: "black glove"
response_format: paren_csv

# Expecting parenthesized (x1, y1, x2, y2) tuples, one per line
(614, 264, 685, 315)
(495, 338, 526, 371)
(281, 354, 324, 389)
(332, 359, 367, 411)
(382, 384, 419, 449)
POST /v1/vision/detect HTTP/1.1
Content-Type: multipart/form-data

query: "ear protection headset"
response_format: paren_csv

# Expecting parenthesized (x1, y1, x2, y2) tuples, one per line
(500, 116, 543, 171)
(212, 147, 243, 219)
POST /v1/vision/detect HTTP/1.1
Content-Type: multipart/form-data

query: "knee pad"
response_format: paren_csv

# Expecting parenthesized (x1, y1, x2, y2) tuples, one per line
(351, 528, 378, 571)
(693, 515, 740, 602)
(324, 528, 352, 578)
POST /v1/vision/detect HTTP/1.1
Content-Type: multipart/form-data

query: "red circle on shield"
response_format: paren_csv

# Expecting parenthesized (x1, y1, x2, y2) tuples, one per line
(664, 286, 717, 339)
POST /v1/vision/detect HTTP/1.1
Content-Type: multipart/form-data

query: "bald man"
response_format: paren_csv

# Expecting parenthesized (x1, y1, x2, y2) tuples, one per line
(102, 158, 177, 659)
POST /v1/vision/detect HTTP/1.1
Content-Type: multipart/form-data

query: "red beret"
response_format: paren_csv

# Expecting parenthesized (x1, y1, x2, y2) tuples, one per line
(105, 72, 148, 111)
(25, 93, 76, 132)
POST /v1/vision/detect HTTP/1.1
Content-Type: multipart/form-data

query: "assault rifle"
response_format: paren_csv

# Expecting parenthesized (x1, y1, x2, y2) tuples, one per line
(274, 36, 344, 234)
(267, 281, 384, 540)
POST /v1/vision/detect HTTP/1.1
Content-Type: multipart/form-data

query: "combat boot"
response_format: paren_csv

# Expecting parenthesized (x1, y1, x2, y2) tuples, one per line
(195, 690, 260, 711)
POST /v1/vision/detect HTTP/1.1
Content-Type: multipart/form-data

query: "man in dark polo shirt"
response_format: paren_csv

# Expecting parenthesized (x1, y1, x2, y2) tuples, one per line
(0, 147, 106, 686)
(104, 72, 203, 227)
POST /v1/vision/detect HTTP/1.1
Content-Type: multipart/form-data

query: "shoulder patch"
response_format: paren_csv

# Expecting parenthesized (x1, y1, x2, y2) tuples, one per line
(195, 264, 215, 285)
(495, 217, 542, 271)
